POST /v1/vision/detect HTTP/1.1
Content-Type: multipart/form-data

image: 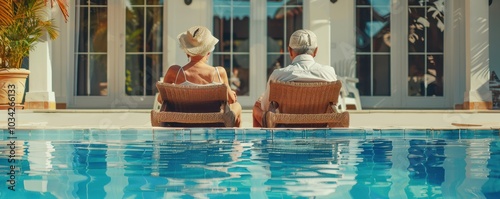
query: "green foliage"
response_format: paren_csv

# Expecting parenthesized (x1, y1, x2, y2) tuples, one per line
(0, 0, 60, 69)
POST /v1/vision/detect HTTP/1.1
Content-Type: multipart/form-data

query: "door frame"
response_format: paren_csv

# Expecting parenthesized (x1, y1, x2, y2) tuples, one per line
(359, 0, 454, 109)
(68, 1, 166, 109)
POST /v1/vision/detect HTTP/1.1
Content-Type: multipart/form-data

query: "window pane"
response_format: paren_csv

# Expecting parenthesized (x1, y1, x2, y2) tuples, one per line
(427, 55, 443, 96)
(129, 0, 145, 5)
(146, 0, 162, 5)
(125, 3, 163, 96)
(373, 26, 390, 53)
(213, 1, 250, 96)
(75, 3, 108, 97)
(146, 7, 163, 52)
(77, 8, 89, 52)
(126, 55, 144, 95)
(267, 54, 284, 79)
(356, 1, 391, 97)
(213, 6, 231, 53)
(408, 8, 426, 52)
(75, 6, 108, 53)
(408, 1, 444, 97)
(77, 55, 107, 96)
(373, 55, 390, 96)
(89, 7, 107, 52)
(426, 4, 444, 52)
(372, 0, 390, 19)
(232, 55, 249, 96)
(146, 54, 163, 95)
(125, 54, 163, 95)
(356, 8, 371, 52)
(408, 55, 425, 96)
(76, 55, 88, 95)
(357, 55, 372, 96)
(126, 7, 144, 52)
(212, 54, 229, 70)
(267, 1, 302, 78)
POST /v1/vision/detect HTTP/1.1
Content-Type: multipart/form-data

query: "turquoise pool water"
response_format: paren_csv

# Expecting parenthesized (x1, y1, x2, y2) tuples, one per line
(1, 129, 499, 198)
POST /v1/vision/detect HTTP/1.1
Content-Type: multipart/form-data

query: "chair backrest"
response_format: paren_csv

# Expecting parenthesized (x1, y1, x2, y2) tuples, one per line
(333, 58, 356, 78)
(268, 81, 342, 114)
(156, 82, 228, 113)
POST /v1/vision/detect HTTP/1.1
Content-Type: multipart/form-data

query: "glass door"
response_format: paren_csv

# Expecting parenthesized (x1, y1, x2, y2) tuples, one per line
(266, 0, 303, 79)
(73, 0, 113, 108)
(72, 0, 164, 108)
(121, 0, 164, 108)
(404, 0, 447, 108)
(212, 0, 303, 108)
(355, 0, 448, 109)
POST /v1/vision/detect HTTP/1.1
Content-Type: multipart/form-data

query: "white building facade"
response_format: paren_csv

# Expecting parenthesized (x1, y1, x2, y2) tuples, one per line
(30, 0, 498, 109)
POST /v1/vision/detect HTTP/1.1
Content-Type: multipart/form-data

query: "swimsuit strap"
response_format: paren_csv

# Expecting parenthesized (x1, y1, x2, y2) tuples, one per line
(174, 66, 187, 84)
(214, 67, 222, 83)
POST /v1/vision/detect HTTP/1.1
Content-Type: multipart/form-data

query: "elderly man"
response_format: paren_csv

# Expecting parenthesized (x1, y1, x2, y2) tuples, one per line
(252, 29, 338, 127)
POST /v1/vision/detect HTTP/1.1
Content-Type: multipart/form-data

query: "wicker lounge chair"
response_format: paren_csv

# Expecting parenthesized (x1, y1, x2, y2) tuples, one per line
(263, 81, 349, 128)
(151, 82, 236, 127)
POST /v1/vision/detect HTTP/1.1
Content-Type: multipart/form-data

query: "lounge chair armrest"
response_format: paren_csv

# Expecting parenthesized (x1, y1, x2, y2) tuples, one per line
(160, 103, 169, 112)
(220, 101, 230, 113)
(263, 101, 280, 128)
(329, 102, 341, 113)
(268, 101, 279, 113)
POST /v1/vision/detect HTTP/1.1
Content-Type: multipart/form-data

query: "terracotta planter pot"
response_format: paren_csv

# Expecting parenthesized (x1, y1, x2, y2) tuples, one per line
(0, 69, 30, 105)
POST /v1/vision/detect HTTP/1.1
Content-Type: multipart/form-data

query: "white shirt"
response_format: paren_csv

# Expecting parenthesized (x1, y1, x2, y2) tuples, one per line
(260, 54, 338, 111)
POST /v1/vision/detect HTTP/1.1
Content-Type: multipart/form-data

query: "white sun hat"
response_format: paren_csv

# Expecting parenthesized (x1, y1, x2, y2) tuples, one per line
(178, 26, 219, 56)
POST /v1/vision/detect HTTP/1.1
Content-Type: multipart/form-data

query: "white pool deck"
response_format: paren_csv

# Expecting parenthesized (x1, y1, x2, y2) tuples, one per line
(2, 109, 499, 130)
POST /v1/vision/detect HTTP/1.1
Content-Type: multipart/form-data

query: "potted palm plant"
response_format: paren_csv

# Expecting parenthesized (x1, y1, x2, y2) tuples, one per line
(0, 0, 68, 107)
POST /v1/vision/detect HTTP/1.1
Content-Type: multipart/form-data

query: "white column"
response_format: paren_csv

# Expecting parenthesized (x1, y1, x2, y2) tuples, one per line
(330, 0, 356, 64)
(166, 0, 210, 70)
(25, 5, 56, 109)
(463, 0, 492, 109)
(304, 0, 331, 66)
(251, 0, 267, 99)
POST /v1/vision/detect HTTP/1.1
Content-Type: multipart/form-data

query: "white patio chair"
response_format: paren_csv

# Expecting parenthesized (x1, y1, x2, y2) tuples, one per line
(333, 58, 362, 111)
(153, 77, 163, 110)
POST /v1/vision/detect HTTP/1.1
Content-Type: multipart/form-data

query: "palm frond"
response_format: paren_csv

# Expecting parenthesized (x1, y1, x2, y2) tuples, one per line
(46, 0, 69, 22)
(0, 0, 13, 26)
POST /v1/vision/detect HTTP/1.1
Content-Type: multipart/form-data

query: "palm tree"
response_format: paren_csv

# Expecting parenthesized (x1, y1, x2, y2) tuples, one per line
(0, 0, 69, 68)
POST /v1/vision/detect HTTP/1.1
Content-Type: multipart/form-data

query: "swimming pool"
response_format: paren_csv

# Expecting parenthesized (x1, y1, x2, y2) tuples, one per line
(1, 128, 499, 198)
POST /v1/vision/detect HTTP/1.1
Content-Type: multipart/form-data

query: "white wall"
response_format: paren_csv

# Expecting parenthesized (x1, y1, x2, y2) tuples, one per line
(166, 0, 212, 73)
(449, 0, 466, 107)
(330, 0, 356, 64)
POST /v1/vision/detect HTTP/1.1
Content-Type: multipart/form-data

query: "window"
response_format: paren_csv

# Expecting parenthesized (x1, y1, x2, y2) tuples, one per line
(213, 0, 250, 96)
(75, 1, 108, 96)
(408, 0, 444, 97)
(125, 0, 163, 96)
(266, 0, 303, 79)
(356, 0, 391, 96)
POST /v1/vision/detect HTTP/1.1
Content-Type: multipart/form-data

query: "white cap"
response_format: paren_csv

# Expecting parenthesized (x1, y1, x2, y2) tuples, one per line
(288, 29, 318, 50)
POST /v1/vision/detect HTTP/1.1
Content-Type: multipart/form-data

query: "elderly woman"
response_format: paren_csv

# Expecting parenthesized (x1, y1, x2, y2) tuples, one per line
(159, 25, 242, 127)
